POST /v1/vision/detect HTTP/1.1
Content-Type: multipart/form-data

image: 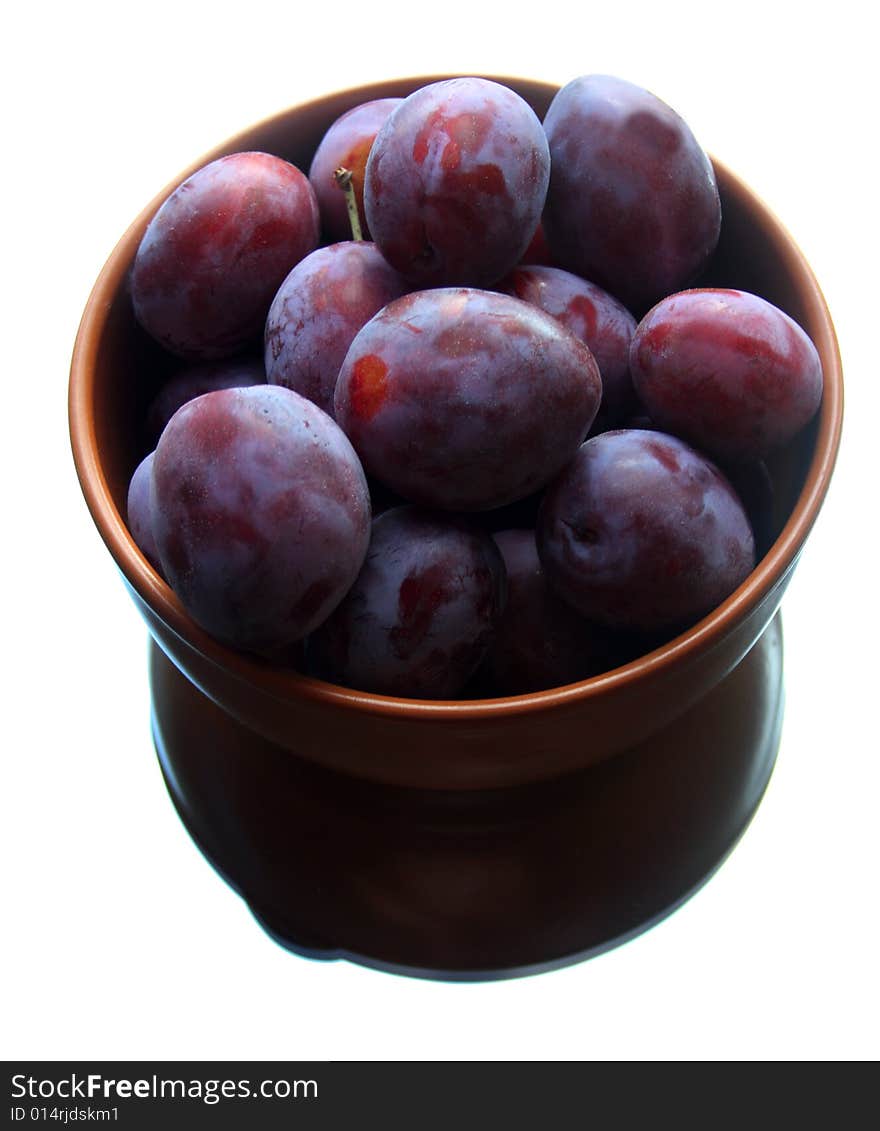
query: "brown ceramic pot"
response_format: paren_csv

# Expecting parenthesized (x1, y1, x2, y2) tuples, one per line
(69, 75, 842, 791)
(69, 77, 842, 975)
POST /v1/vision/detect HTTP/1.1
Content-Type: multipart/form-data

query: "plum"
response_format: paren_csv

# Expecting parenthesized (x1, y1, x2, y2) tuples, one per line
(126, 451, 162, 575)
(480, 529, 634, 695)
(131, 152, 320, 359)
(150, 385, 370, 657)
(364, 78, 550, 287)
(309, 506, 506, 698)
(500, 264, 638, 429)
(537, 430, 755, 632)
(264, 242, 408, 418)
(629, 288, 823, 460)
(542, 74, 721, 313)
(144, 356, 265, 446)
(334, 288, 602, 511)
(308, 98, 404, 242)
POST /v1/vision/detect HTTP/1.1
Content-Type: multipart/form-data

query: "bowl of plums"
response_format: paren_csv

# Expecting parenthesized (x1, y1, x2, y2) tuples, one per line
(70, 73, 842, 979)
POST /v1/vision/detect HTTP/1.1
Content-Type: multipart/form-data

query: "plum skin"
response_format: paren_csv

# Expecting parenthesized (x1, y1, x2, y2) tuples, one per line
(264, 241, 409, 418)
(480, 528, 636, 695)
(126, 451, 162, 574)
(131, 151, 320, 360)
(537, 430, 756, 633)
(150, 385, 371, 658)
(334, 288, 602, 511)
(499, 264, 638, 430)
(629, 288, 824, 460)
(542, 74, 721, 314)
(364, 77, 550, 288)
(308, 98, 404, 242)
(144, 356, 265, 447)
(308, 506, 507, 699)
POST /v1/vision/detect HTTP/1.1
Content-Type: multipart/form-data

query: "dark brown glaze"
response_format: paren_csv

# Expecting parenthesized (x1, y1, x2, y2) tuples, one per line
(151, 614, 783, 978)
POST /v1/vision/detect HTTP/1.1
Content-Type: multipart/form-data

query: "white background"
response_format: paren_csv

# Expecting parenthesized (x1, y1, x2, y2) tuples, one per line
(3, 0, 877, 1061)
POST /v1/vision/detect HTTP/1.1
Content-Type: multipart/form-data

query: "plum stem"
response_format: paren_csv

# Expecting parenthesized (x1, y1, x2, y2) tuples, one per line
(334, 166, 363, 241)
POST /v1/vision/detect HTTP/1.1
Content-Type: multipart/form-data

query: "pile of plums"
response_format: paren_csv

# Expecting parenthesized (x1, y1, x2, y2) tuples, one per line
(126, 74, 823, 698)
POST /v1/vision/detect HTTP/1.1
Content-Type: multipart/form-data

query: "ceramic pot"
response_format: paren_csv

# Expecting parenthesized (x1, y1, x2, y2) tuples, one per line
(69, 77, 843, 976)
